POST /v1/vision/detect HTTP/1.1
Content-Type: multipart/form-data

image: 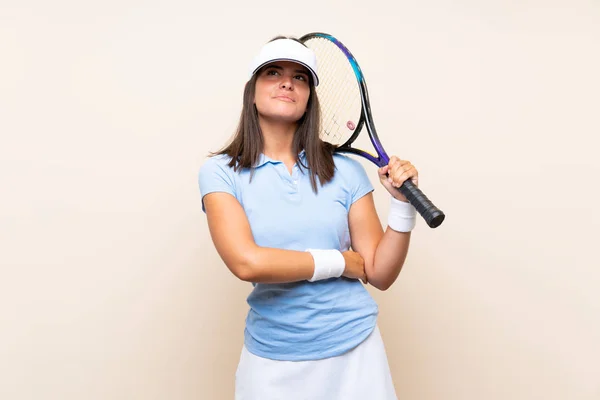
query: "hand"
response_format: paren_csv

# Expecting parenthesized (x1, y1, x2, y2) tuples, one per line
(341, 250, 367, 284)
(377, 156, 419, 203)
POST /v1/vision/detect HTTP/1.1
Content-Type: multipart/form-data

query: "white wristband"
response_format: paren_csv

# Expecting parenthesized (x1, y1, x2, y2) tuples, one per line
(388, 197, 417, 232)
(305, 249, 345, 282)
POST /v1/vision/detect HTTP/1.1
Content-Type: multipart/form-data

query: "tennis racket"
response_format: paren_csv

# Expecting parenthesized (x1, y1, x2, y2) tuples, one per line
(299, 32, 445, 229)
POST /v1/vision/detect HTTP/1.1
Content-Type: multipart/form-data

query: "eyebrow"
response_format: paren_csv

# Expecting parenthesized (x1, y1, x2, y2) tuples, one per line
(266, 65, 309, 75)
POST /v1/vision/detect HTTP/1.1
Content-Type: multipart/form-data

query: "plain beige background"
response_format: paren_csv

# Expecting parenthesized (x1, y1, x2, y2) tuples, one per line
(1, 0, 599, 399)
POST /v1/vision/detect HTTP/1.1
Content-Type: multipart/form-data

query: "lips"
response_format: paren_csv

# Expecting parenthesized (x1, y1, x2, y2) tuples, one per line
(274, 95, 295, 103)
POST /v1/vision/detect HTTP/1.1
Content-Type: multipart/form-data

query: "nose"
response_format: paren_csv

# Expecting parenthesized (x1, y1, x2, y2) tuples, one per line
(279, 75, 294, 90)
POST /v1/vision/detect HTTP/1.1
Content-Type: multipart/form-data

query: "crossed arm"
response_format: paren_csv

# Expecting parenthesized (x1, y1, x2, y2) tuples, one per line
(203, 191, 411, 290)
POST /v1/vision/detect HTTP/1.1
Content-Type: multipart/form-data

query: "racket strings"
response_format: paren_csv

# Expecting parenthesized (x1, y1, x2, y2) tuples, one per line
(303, 38, 362, 146)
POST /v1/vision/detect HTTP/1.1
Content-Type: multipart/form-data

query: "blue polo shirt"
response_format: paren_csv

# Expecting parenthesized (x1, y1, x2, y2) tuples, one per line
(198, 150, 379, 361)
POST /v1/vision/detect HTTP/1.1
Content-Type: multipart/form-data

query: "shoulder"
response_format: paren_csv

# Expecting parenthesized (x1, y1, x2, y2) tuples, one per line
(197, 154, 241, 211)
(198, 153, 239, 179)
(197, 154, 239, 192)
(332, 153, 369, 176)
(331, 153, 374, 200)
(199, 153, 234, 172)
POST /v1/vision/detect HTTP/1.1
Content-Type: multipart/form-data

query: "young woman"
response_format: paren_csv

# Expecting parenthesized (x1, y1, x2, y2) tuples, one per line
(198, 36, 419, 400)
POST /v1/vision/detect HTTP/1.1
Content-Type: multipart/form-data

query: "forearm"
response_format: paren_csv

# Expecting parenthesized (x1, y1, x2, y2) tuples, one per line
(362, 196, 416, 291)
(204, 193, 317, 284)
(237, 246, 315, 283)
(367, 228, 411, 291)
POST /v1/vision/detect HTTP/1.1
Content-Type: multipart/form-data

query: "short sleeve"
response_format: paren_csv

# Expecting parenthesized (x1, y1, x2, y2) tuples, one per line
(334, 154, 375, 209)
(348, 158, 374, 204)
(197, 155, 238, 213)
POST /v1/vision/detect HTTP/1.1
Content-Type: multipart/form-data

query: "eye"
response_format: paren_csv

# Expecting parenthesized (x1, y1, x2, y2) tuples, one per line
(266, 69, 279, 76)
(294, 74, 308, 82)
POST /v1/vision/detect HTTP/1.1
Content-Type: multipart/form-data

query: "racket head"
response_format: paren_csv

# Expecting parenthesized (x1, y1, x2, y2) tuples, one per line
(299, 33, 366, 149)
(300, 32, 446, 228)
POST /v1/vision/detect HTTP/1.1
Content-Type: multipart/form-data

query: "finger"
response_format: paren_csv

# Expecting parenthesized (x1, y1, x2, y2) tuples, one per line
(397, 159, 411, 168)
(389, 155, 404, 166)
(389, 163, 408, 184)
(392, 162, 407, 174)
(387, 160, 402, 183)
(404, 165, 418, 181)
(390, 157, 411, 174)
(387, 157, 400, 170)
(395, 175, 418, 188)
(378, 165, 389, 177)
(393, 164, 418, 186)
(408, 166, 419, 185)
(392, 175, 407, 188)
(395, 161, 412, 172)
(391, 169, 411, 187)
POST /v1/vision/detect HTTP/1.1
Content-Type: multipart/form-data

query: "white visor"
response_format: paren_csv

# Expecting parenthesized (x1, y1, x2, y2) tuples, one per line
(248, 38, 319, 86)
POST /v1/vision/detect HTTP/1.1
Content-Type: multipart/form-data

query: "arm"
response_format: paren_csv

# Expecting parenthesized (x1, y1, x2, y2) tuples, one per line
(348, 156, 418, 291)
(203, 192, 366, 283)
(204, 192, 314, 283)
(348, 193, 411, 291)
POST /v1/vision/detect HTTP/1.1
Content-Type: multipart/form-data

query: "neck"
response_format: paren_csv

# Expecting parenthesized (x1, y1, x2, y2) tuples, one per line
(259, 117, 298, 162)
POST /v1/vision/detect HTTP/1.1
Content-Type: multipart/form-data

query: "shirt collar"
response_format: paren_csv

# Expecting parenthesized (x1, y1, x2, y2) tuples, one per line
(255, 149, 306, 168)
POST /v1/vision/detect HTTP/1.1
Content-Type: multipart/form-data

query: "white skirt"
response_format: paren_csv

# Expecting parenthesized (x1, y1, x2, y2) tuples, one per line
(235, 325, 397, 400)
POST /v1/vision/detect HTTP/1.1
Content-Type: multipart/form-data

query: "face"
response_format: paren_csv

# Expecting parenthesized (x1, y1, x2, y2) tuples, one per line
(253, 61, 311, 124)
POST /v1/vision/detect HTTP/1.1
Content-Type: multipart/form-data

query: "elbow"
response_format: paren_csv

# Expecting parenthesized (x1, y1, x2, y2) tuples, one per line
(367, 262, 404, 291)
(367, 269, 396, 291)
(234, 263, 255, 282)
(235, 272, 254, 283)
(370, 279, 393, 291)
(229, 249, 259, 282)
(365, 263, 393, 291)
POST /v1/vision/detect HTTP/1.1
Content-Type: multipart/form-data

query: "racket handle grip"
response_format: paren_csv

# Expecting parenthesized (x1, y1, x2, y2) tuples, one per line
(397, 180, 445, 228)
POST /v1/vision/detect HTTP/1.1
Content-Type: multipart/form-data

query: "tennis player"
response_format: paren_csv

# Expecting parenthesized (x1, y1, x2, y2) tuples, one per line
(198, 36, 419, 400)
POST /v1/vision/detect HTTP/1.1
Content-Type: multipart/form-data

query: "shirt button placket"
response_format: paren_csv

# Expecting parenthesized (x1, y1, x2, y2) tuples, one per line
(289, 165, 300, 199)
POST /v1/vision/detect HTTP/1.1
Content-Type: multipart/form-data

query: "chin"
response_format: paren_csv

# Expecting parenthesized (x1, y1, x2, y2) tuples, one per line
(272, 115, 303, 124)
(261, 109, 304, 124)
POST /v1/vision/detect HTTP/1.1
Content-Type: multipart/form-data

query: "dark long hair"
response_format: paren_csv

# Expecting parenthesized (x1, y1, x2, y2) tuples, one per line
(212, 36, 336, 193)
